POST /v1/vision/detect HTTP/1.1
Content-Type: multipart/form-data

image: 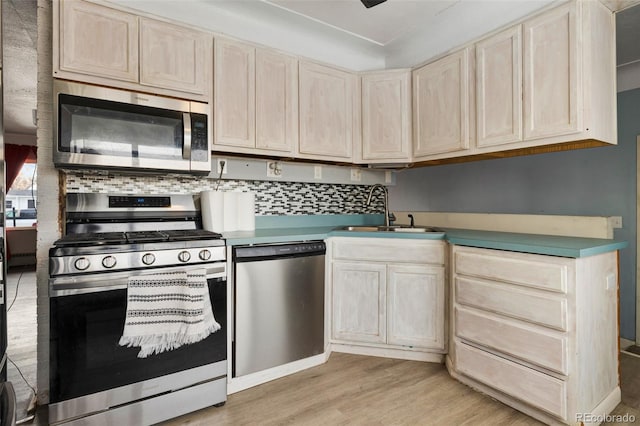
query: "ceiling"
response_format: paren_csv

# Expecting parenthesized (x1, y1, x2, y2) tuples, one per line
(263, 0, 462, 46)
(3, 0, 640, 145)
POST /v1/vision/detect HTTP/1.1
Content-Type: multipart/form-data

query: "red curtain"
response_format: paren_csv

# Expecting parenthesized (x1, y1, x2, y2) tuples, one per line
(6, 144, 36, 190)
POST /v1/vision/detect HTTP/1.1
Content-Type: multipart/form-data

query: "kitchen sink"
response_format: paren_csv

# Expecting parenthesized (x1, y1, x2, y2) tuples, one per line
(337, 225, 442, 233)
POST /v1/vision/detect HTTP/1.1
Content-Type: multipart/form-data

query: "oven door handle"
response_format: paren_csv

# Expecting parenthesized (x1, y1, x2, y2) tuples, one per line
(49, 264, 226, 297)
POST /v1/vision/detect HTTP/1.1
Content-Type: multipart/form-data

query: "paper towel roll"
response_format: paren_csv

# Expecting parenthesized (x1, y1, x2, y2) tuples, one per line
(223, 192, 239, 232)
(201, 191, 224, 233)
(237, 192, 256, 231)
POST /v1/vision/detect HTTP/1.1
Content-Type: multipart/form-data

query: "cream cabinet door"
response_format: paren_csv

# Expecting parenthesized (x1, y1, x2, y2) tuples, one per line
(523, 2, 579, 140)
(214, 39, 256, 148)
(298, 62, 356, 160)
(255, 50, 298, 154)
(387, 264, 445, 350)
(139, 19, 211, 96)
(57, 0, 138, 82)
(413, 49, 470, 157)
(361, 70, 412, 162)
(476, 26, 523, 147)
(332, 262, 386, 344)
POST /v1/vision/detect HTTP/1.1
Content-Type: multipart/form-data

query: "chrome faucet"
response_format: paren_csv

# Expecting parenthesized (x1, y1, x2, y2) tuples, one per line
(366, 184, 394, 227)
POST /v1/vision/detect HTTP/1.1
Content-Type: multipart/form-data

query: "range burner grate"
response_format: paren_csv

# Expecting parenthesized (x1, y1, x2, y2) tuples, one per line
(54, 229, 224, 248)
(54, 232, 128, 247)
(124, 231, 169, 243)
(162, 230, 223, 241)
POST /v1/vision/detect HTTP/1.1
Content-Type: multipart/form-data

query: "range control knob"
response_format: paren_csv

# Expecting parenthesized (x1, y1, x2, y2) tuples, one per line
(102, 256, 117, 269)
(142, 253, 156, 265)
(178, 251, 191, 263)
(74, 257, 90, 271)
(198, 249, 211, 261)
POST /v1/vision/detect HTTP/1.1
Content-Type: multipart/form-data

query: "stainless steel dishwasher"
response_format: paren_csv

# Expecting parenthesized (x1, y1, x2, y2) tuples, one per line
(232, 241, 325, 377)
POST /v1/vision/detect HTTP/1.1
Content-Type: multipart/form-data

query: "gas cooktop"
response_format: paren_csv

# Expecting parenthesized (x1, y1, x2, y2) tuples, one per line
(53, 229, 223, 248)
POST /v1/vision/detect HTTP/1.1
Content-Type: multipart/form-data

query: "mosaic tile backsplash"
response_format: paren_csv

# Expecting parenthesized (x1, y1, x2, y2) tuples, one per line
(65, 170, 385, 215)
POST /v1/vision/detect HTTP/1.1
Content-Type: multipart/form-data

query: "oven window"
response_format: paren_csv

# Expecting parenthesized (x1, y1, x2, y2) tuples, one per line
(58, 94, 184, 160)
(49, 279, 226, 403)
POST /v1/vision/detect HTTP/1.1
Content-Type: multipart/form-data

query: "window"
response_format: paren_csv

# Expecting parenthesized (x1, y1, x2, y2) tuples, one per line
(6, 162, 37, 227)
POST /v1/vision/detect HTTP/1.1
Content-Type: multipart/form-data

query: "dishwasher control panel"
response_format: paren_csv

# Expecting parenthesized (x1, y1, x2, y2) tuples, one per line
(233, 241, 326, 262)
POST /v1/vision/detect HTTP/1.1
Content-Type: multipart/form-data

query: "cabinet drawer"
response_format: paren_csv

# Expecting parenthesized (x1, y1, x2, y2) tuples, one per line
(455, 276, 568, 331)
(455, 306, 568, 375)
(455, 340, 567, 420)
(333, 239, 444, 264)
(454, 249, 569, 293)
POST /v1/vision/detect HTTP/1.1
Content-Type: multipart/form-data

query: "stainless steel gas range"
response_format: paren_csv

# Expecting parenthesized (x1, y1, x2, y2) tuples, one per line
(48, 193, 227, 425)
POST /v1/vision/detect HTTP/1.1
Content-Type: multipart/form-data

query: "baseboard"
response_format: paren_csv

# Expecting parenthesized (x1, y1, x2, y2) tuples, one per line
(620, 337, 635, 351)
(331, 343, 444, 363)
(227, 352, 329, 394)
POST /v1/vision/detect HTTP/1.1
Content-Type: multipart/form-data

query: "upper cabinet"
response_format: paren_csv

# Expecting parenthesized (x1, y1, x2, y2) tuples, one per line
(56, 0, 138, 83)
(139, 18, 211, 96)
(54, 0, 212, 101)
(55, 0, 616, 167)
(412, 49, 472, 159)
(475, 0, 614, 155)
(213, 38, 297, 155)
(255, 50, 298, 153)
(360, 70, 412, 164)
(214, 39, 256, 149)
(523, 2, 580, 141)
(476, 26, 523, 147)
(298, 62, 359, 162)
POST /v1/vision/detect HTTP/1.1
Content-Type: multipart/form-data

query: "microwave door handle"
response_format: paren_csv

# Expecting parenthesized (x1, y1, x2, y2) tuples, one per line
(183, 112, 192, 160)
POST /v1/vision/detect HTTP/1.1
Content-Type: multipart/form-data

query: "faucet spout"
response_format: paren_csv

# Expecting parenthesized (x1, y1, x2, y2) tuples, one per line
(366, 184, 390, 227)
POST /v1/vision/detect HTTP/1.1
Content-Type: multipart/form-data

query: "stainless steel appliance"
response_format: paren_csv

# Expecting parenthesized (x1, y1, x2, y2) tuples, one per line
(0, 381, 16, 426)
(233, 242, 325, 377)
(49, 193, 227, 425)
(53, 80, 210, 174)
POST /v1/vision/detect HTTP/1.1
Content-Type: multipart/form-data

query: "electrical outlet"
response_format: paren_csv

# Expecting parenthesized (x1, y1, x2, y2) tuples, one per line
(266, 161, 282, 178)
(385, 171, 392, 184)
(217, 158, 228, 174)
(350, 168, 362, 182)
(314, 166, 322, 179)
(611, 216, 622, 228)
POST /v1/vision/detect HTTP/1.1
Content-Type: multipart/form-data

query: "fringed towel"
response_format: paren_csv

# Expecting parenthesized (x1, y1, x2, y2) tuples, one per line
(119, 269, 221, 358)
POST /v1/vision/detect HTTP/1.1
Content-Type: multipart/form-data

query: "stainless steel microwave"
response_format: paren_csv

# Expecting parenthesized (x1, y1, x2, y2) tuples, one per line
(53, 80, 211, 174)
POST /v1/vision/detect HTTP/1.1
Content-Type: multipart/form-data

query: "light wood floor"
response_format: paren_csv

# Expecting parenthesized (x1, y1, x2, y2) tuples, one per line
(6, 267, 38, 423)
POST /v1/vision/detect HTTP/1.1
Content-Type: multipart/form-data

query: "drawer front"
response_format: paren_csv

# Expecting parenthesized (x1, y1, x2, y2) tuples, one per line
(455, 306, 568, 375)
(333, 239, 444, 264)
(455, 276, 568, 331)
(455, 340, 567, 420)
(454, 249, 569, 293)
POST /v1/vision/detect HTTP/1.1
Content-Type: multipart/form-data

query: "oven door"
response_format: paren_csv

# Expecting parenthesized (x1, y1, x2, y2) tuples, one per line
(49, 266, 226, 422)
(53, 80, 210, 174)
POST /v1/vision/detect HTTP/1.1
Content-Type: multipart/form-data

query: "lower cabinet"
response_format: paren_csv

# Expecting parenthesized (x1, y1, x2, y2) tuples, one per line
(448, 245, 619, 424)
(329, 237, 446, 359)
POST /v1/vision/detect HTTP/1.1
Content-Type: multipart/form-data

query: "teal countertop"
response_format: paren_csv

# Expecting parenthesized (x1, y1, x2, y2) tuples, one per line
(222, 214, 627, 258)
(442, 228, 627, 258)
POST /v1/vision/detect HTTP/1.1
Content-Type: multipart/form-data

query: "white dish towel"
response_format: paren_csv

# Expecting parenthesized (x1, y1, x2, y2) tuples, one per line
(119, 269, 221, 358)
